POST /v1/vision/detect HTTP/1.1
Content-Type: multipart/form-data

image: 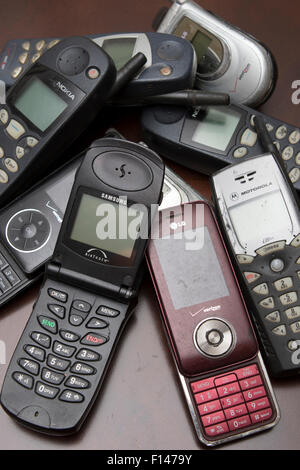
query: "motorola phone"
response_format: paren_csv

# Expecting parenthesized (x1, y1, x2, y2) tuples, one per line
(147, 200, 280, 446)
(141, 104, 300, 192)
(212, 153, 300, 377)
(0, 36, 116, 207)
(153, 0, 276, 106)
(0, 136, 165, 435)
(0, 32, 196, 98)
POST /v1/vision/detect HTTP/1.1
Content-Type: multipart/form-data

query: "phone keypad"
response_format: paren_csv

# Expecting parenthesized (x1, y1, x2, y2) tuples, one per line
(11, 38, 60, 80)
(239, 239, 300, 356)
(10, 286, 121, 405)
(191, 364, 275, 440)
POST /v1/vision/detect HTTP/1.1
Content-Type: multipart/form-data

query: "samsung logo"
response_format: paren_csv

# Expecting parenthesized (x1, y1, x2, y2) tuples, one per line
(56, 82, 75, 100)
(101, 193, 127, 206)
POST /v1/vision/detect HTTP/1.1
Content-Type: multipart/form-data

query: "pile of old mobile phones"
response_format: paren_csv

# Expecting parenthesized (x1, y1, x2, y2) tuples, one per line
(141, 103, 300, 191)
(211, 152, 300, 378)
(147, 200, 280, 446)
(0, 32, 197, 98)
(0, 35, 117, 207)
(153, 0, 276, 106)
(0, 136, 165, 435)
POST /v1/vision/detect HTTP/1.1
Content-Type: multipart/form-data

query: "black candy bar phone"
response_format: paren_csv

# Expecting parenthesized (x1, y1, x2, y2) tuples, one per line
(141, 104, 300, 192)
(0, 32, 196, 97)
(211, 153, 300, 377)
(147, 201, 279, 446)
(0, 136, 165, 435)
(0, 156, 80, 308)
(0, 35, 116, 207)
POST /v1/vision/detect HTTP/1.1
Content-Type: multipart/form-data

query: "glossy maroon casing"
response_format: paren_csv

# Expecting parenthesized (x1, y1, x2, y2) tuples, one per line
(147, 201, 258, 378)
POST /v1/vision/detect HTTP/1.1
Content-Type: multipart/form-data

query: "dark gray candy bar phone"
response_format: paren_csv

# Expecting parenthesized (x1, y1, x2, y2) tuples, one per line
(0, 137, 165, 435)
(0, 36, 116, 208)
(211, 153, 300, 377)
(0, 32, 196, 97)
(141, 104, 300, 192)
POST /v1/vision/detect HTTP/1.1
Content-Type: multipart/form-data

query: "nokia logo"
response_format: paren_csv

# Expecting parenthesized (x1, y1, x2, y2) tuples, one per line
(56, 82, 75, 100)
(84, 248, 109, 263)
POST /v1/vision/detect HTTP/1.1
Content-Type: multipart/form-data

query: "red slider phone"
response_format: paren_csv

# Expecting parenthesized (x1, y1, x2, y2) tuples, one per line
(146, 201, 280, 447)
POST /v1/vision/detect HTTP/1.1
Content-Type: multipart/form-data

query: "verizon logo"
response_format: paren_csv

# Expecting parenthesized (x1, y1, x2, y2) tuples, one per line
(191, 305, 221, 317)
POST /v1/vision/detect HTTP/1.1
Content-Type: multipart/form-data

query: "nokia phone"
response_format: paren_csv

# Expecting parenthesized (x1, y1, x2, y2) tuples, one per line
(0, 32, 196, 98)
(141, 104, 300, 192)
(0, 36, 116, 207)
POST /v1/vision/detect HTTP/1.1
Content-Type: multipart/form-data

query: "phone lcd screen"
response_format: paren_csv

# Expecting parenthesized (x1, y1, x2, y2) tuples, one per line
(153, 226, 229, 310)
(14, 77, 67, 132)
(102, 38, 136, 70)
(70, 193, 144, 259)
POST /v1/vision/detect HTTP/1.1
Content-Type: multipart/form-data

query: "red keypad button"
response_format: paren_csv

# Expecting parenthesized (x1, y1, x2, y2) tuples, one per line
(198, 400, 222, 416)
(228, 415, 251, 432)
(224, 404, 248, 420)
(247, 397, 270, 413)
(221, 392, 244, 409)
(201, 411, 225, 428)
(217, 381, 240, 398)
(236, 365, 259, 380)
(214, 374, 237, 387)
(191, 362, 274, 441)
(195, 388, 218, 405)
(191, 377, 215, 394)
(205, 422, 229, 438)
(250, 408, 273, 424)
(240, 375, 262, 391)
(243, 386, 266, 402)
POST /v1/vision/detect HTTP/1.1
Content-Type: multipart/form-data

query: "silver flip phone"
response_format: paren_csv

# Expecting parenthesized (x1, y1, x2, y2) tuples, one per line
(154, 0, 276, 107)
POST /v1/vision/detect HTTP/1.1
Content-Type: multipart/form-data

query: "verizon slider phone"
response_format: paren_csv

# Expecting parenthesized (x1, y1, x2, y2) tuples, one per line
(147, 201, 279, 446)
(0, 137, 165, 435)
(0, 36, 116, 208)
(153, 0, 276, 107)
(212, 154, 300, 378)
(0, 156, 80, 308)
(141, 104, 300, 192)
(0, 32, 196, 98)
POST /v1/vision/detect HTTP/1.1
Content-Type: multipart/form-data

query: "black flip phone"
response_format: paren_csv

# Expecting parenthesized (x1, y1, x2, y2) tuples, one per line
(0, 137, 164, 435)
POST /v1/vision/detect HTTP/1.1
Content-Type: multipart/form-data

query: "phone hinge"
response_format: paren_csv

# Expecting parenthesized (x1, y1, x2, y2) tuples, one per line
(46, 262, 136, 301)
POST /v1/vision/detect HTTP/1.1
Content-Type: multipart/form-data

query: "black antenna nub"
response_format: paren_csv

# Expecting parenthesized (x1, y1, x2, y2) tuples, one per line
(109, 52, 147, 98)
(254, 115, 285, 170)
(112, 90, 230, 107)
